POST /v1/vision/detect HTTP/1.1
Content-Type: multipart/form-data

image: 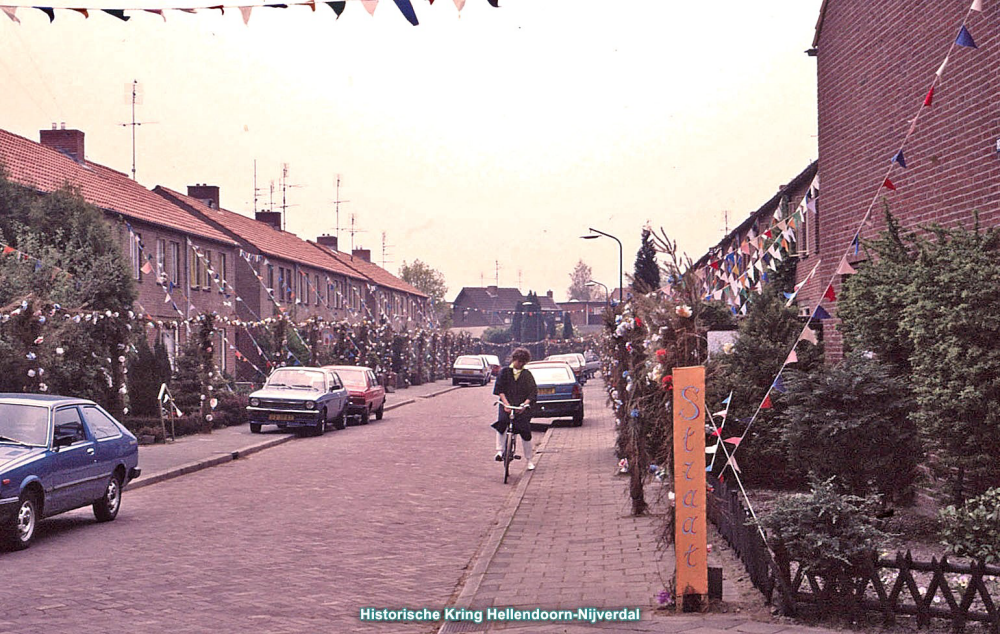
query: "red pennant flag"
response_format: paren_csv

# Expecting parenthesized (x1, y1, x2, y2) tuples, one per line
(724, 437, 741, 446)
(883, 178, 896, 191)
(70, 8, 89, 17)
(823, 284, 836, 302)
(141, 261, 154, 275)
(761, 394, 772, 409)
(711, 429, 721, 437)
(2, 245, 14, 256)
(924, 85, 934, 107)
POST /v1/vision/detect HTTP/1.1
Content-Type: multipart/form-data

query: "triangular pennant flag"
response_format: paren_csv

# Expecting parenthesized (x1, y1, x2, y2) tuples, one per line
(923, 85, 934, 107)
(936, 54, 950, 77)
(486, 0, 499, 5)
(706, 444, 718, 455)
(786, 350, 798, 364)
(892, 150, 907, 168)
(713, 409, 727, 419)
(36, 7, 55, 22)
(305, 0, 316, 10)
(883, 178, 896, 191)
(141, 261, 154, 275)
(70, 8, 88, 18)
(852, 234, 860, 254)
(361, 0, 378, 14)
(240, 6, 252, 23)
(722, 392, 731, 405)
(972, 0, 983, 10)
(209, 4, 224, 14)
(265, 3, 289, 8)
(836, 259, 856, 275)
(956, 25, 977, 48)
(813, 305, 832, 320)
(761, 394, 772, 409)
(823, 284, 836, 302)
(710, 428, 721, 437)
(727, 456, 741, 473)
(724, 437, 741, 446)
(801, 327, 818, 345)
(391, 0, 418, 23)
(783, 292, 795, 301)
(453, 0, 466, 9)
(2, 6, 21, 22)
(772, 376, 787, 394)
(102, 8, 129, 20)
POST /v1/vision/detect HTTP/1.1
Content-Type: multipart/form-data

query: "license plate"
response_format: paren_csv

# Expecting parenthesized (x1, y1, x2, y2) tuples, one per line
(538, 388, 555, 395)
(269, 413, 295, 421)
(459, 370, 472, 374)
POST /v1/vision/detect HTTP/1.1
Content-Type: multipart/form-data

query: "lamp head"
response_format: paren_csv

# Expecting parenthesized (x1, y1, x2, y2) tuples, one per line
(580, 234, 599, 240)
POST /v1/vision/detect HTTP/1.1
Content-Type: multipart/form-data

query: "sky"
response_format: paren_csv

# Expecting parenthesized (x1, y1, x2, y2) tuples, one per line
(0, 0, 823, 302)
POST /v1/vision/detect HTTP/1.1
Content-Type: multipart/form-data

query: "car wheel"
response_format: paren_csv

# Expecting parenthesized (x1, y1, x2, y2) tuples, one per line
(375, 402, 384, 421)
(360, 408, 370, 425)
(333, 410, 347, 430)
(452, 379, 459, 386)
(94, 471, 124, 522)
(250, 423, 262, 434)
(573, 409, 584, 427)
(314, 409, 327, 436)
(4, 491, 39, 550)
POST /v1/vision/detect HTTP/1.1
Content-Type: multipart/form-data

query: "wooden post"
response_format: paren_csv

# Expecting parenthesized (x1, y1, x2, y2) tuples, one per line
(673, 366, 708, 611)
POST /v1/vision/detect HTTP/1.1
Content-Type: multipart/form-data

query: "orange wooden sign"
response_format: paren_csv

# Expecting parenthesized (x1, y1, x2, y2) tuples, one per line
(672, 365, 707, 608)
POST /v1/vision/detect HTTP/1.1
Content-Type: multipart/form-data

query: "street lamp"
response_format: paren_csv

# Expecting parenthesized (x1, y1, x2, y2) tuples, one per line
(581, 227, 623, 303)
(586, 280, 609, 307)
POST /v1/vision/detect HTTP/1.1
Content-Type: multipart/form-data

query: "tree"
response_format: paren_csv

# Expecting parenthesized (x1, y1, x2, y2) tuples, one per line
(633, 227, 661, 293)
(567, 260, 595, 301)
(399, 259, 451, 327)
(562, 312, 574, 339)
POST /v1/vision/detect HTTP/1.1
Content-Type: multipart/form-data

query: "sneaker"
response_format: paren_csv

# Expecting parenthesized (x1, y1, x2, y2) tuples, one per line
(527, 462, 536, 471)
(495, 452, 503, 462)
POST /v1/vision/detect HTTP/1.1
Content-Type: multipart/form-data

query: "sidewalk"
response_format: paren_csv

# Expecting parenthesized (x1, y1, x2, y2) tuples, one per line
(438, 381, 844, 634)
(130, 379, 462, 490)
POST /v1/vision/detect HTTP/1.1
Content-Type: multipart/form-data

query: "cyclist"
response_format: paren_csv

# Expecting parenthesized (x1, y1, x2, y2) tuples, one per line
(491, 347, 538, 470)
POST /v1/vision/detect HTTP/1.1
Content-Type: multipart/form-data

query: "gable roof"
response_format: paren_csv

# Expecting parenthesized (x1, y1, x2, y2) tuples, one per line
(155, 186, 360, 279)
(812, 0, 830, 47)
(453, 287, 525, 312)
(0, 128, 236, 247)
(324, 249, 427, 298)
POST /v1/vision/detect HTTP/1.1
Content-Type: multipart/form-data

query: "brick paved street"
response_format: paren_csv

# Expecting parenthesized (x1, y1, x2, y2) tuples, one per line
(0, 382, 518, 634)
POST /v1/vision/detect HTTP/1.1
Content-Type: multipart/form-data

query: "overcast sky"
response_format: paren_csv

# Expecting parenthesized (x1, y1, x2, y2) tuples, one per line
(1, 0, 822, 301)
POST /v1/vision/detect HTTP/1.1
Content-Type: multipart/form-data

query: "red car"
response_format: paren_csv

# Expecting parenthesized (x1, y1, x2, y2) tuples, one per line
(322, 365, 386, 425)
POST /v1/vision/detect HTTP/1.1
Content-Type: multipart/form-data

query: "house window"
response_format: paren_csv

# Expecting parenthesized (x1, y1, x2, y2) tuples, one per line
(218, 253, 227, 293)
(278, 267, 285, 302)
(189, 246, 199, 289)
(219, 328, 228, 373)
(267, 264, 275, 299)
(156, 239, 166, 281)
(315, 275, 321, 306)
(130, 231, 142, 280)
(204, 250, 213, 291)
(162, 327, 177, 371)
(169, 241, 181, 285)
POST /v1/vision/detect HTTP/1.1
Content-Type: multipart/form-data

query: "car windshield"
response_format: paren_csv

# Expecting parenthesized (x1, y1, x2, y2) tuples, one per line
(336, 369, 368, 387)
(0, 403, 49, 446)
(455, 356, 484, 367)
(266, 369, 324, 390)
(548, 355, 580, 367)
(528, 367, 575, 384)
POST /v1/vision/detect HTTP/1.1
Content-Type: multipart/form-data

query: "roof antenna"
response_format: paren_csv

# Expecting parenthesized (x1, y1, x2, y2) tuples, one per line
(120, 80, 156, 180)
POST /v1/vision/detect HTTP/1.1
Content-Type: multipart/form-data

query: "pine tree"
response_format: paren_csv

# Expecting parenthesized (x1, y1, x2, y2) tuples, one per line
(562, 312, 574, 339)
(127, 336, 161, 416)
(633, 227, 661, 293)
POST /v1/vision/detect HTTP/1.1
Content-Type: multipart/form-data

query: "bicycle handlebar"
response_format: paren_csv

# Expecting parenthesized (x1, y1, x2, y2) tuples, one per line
(495, 401, 529, 411)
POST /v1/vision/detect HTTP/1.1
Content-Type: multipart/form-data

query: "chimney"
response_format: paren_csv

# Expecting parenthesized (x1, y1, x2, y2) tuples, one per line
(40, 127, 85, 163)
(256, 211, 282, 230)
(352, 248, 371, 262)
(188, 184, 220, 210)
(316, 234, 339, 251)
(487, 285, 498, 294)
(547, 290, 553, 298)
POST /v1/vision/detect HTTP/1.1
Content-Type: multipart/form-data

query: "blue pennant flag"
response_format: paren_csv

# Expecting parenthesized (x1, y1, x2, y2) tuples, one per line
(892, 150, 907, 168)
(956, 25, 977, 48)
(772, 376, 787, 394)
(813, 305, 832, 320)
(391, 0, 418, 25)
(762, 272, 770, 283)
(852, 234, 860, 255)
(722, 393, 731, 405)
(783, 292, 795, 300)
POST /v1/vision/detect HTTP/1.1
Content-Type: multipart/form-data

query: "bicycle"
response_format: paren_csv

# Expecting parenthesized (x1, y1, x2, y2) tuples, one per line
(496, 401, 529, 484)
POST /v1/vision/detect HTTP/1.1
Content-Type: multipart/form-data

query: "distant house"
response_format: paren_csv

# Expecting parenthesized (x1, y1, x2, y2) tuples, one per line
(557, 300, 607, 329)
(451, 286, 526, 328)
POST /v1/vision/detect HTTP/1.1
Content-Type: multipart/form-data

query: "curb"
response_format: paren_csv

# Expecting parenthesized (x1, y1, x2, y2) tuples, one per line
(422, 385, 463, 399)
(385, 398, 416, 411)
(127, 434, 295, 491)
(438, 427, 555, 632)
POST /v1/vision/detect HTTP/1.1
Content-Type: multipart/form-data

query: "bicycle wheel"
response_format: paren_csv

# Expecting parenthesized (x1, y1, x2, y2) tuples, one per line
(503, 430, 514, 484)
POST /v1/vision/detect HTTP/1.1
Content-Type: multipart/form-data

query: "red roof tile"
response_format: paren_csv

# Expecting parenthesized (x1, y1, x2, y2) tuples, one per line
(325, 249, 427, 298)
(155, 186, 360, 279)
(0, 129, 236, 246)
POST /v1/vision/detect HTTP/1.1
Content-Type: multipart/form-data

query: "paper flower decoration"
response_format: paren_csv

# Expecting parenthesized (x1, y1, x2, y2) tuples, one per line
(655, 349, 667, 364)
(618, 458, 629, 473)
(25, 352, 36, 361)
(55, 347, 64, 355)
(205, 414, 214, 422)
(722, 342, 735, 355)
(661, 374, 673, 390)
(675, 305, 692, 318)
(38, 383, 48, 392)
(210, 398, 218, 409)
(27, 369, 36, 377)
(657, 589, 673, 606)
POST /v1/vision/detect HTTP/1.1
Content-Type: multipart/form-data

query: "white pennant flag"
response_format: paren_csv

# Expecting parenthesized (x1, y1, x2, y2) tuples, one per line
(362, 0, 378, 15)
(972, 0, 983, 11)
(706, 443, 718, 455)
(2, 6, 20, 22)
(240, 6, 252, 24)
(936, 54, 950, 77)
(836, 258, 856, 275)
(454, 0, 467, 9)
(801, 327, 818, 345)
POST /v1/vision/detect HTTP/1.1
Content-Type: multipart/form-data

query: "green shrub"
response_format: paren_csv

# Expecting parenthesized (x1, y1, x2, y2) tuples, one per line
(780, 356, 920, 501)
(758, 475, 889, 582)
(939, 487, 1000, 563)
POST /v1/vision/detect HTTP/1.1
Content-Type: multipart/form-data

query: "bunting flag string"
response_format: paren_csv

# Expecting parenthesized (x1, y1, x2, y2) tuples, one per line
(0, 0, 499, 26)
(721, 0, 985, 479)
(0, 240, 75, 280)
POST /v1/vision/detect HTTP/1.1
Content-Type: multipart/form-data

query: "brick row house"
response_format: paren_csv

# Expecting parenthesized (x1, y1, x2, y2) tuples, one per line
(0, 126, 429, 381)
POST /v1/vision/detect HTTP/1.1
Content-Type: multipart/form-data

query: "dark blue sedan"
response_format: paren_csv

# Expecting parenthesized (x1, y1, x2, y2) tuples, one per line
(0, 394, 141, 551)
(524, 361, 585, 427)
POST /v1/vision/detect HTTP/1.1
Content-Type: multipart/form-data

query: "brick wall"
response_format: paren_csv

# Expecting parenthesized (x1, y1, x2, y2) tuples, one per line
(804, 0, 1000, 359)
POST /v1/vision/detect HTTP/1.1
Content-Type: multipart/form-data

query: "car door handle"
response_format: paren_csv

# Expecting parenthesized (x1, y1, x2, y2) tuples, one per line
(86, 448, 95, 455)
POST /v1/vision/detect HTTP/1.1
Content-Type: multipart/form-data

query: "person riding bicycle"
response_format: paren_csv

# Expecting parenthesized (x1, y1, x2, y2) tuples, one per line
(491, 347, 538, 470)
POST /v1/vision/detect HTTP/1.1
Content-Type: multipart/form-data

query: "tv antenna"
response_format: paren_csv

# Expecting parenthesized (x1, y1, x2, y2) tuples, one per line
(495, 260, 500, 287)
(279, 163, 304, 231)
(119, 80, 157, 180)
(517, 269, 522, 291)
(347, 213, 366, 253)
(381, 231, 394, 269)
(333, 174, 350, 244)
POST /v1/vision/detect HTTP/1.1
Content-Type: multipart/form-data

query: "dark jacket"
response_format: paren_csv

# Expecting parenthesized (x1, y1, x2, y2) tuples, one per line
(491, 366, 537, 439)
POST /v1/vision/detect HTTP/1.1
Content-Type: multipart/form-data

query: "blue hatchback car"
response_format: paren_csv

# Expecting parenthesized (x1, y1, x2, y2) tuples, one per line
(524, 361, 584, 427)
(0, 394, 141, 551)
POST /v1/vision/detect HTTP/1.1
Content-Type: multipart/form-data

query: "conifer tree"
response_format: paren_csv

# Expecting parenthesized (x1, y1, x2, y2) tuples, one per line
(633, 227, 661, 293)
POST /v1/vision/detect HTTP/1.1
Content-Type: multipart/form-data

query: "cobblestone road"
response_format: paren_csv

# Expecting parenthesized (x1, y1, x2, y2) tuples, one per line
(0, 383, 521, 634)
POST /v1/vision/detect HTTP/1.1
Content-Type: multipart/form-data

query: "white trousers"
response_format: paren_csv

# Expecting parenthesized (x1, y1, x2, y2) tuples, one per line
(497, 431, 532, 463)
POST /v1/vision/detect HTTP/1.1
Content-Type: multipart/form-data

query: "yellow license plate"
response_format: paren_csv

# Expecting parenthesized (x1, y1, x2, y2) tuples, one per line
(538, 388, 555, 395)
(269, 413, 295, 421)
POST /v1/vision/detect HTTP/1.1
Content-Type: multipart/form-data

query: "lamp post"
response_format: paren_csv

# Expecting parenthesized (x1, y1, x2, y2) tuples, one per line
(586, 280, 609, 307)
(581, 228, 623, 302)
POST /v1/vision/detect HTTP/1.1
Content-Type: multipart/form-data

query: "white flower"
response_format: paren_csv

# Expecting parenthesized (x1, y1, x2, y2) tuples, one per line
(27, 369, 36, 378)
(55, 347, 65, 355)
(722, 342, 735, 355)
(675, 305, 693, 318)
(118, 386, 128, 395)
(38, 383, 48, 392)
(205, 414, 214, 422)
(123, 407, 129, 415)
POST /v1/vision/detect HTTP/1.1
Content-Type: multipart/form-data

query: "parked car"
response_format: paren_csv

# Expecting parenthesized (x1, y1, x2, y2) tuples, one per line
(247, 367, 349, 435)
(0, 393, 141, 551)
(524, 361, 584, 426)
(323, 365, 386, 425)
(452, 355, 491, 386)
(545, 353, 587, 384)
(583, 351, 601, 379)
(481, 354, 502, 377)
